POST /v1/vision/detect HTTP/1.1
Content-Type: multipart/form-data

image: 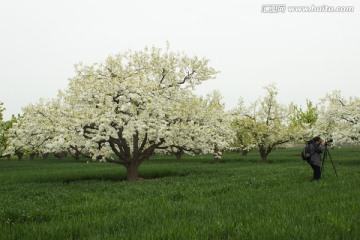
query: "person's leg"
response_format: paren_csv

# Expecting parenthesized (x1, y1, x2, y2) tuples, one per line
(310, 164, 316, 178)
(313, 165, 321, 180)
(310, 164, 321, 180)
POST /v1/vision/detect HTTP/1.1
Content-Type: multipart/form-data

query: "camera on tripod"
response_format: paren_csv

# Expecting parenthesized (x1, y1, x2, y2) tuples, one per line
(324, 138, 334, 147)
(325, 138, 333, 143)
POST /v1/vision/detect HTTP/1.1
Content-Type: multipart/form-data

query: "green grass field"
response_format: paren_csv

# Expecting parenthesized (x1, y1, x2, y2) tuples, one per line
(1, 148, 360, 240)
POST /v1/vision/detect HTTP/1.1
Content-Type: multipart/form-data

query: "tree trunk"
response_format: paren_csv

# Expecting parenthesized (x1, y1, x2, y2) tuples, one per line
(41, 153, 49, 160)
(110, 133, 164, 181)
(214, 145, 222, 164)
(29, 153, 36, 160)
(175, 152, 182, 162)
(54, 151, 68, 159)
(69, 151, 80, 160)
(16, 151, 23, 161)
(126, 160, 140, 181)
(259, 147, 272, 162)
(259, 148, 268, 162)
(242, 150, 249, 156)
(214, 151, 222, 163)
(74, 153, 80, 160)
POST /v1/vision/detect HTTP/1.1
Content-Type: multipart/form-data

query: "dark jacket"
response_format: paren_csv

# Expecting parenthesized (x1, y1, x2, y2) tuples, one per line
(309, 141, 324, 166)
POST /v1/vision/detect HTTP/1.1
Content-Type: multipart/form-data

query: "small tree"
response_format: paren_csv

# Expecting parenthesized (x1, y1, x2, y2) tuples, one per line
(232, 84, 301, 162)
(291, 99, 319, 141)
(0, 103, 19, 159)
(230, 117, 256, 155)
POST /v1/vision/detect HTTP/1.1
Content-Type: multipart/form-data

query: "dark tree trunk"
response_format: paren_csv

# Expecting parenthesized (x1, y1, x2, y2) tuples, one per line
(54, 151, 68, 159)
(126, 160, 140, 181)
(260, 153, 268, 162)
(69, 146, 89, 161)
(214, 156, 221, 164)
(105, 132, 165, 181)
(29, 153, 36, 160)
(41, 153, 50, 160)
(16, 151, 23, 160)
(74, 152, 80, 160)
(69, 151, 80, 160)
(259, 147, 272, 162)
(175, 152, 182, 162)
(242, 150, 249, 156)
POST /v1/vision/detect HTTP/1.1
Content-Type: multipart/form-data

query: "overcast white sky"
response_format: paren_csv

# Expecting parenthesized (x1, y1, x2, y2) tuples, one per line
(0, 0, 359, 120)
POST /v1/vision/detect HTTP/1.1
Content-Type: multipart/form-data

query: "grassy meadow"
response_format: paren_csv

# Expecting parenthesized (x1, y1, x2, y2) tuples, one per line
(0, 147, 360, 239)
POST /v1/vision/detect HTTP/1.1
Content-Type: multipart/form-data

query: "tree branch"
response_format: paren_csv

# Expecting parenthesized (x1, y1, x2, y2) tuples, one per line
(159, 68, 167, 86)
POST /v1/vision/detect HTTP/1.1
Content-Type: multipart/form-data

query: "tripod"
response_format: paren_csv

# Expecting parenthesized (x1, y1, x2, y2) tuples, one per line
(321, 145, 338, 178)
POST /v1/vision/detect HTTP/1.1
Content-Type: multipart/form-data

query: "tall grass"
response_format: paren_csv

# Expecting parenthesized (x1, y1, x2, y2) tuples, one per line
(0, 148, 359, 239)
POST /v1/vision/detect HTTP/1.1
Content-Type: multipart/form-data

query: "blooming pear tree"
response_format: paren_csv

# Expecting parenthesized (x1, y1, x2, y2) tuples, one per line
(202, 91, 233, 163)
(63, 47, 217, 180)
(0, 101, 6, 157)
(155, 96, 209, 162)
(316, 91, 360, 145)
(5, 98, 69, 159)
(0, 115, 19, 159)
(232, 84, 302, 162)
(6, 47, 217, 178)
(229, 117, 256, 155)
(155, 90, 232, 163)
(0, 102, 18, 159)
(0, 101, 4, 121)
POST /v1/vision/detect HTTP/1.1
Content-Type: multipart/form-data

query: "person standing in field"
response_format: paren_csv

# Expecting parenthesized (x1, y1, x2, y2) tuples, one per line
(308, 136, 325, 180)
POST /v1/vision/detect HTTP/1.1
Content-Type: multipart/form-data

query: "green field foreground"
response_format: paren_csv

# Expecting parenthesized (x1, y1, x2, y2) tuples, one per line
(1, 148, 360, 240)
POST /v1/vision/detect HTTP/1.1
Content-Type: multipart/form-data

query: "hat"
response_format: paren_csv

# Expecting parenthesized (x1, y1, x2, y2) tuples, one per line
(313, 136, 322, 142)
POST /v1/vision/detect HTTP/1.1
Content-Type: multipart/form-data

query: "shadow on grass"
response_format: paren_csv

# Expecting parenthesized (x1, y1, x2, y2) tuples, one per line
(53, 170, 192, 184)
